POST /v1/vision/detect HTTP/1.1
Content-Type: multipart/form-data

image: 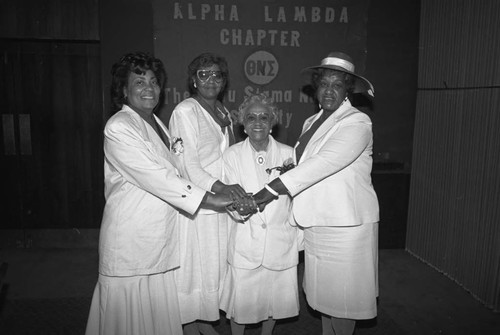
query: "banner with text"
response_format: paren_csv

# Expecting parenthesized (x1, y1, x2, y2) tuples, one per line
(154, 0, 370, 145)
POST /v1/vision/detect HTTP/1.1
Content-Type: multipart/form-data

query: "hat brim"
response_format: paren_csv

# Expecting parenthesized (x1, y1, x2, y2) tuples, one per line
(301, 65, 375, 97)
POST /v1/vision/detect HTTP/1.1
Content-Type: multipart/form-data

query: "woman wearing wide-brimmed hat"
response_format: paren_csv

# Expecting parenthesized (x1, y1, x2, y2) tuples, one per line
(253, 51, 379, 335)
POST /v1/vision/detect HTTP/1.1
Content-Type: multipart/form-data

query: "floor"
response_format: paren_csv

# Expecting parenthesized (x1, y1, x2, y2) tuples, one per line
(0, 248, 499, 335)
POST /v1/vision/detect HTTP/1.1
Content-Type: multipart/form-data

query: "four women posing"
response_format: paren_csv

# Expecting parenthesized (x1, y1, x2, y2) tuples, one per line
(87, 50, 378, 335)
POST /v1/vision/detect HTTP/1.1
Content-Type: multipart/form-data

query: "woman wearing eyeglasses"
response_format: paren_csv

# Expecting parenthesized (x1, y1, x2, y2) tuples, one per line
(169, 52, 247, 335)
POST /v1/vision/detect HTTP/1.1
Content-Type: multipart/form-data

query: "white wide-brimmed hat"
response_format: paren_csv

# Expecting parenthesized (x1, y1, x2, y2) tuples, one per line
(302, 51, 374, 97)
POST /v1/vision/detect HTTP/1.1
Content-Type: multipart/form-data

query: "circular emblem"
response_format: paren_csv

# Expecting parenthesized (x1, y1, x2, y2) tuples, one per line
(244, 50, 279, 85)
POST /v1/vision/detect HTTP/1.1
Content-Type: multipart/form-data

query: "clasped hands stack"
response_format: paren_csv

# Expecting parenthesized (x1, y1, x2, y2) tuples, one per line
(228, 192, 258, 220)
(221, 183, 276, 223)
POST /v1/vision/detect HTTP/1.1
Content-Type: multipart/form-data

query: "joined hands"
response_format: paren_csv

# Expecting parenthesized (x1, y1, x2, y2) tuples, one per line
(228, 192, 258, 216)
(226, 187, 278, 223)
(209, 180, 282, 223)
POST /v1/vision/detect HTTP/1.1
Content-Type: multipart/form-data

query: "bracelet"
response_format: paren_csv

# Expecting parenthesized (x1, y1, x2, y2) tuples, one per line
(264, 184, 279, 197)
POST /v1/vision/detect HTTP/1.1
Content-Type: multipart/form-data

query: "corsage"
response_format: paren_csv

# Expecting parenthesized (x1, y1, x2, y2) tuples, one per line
(266, 157, 295, 175)
(171, 137, 184, 155)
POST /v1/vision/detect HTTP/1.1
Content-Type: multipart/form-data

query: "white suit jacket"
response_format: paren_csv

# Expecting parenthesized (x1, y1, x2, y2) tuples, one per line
(169, 97, 233, 215)
(223, 137, 301, 270)
(99, 105, 206, 277)
(280, 99, 379, 227)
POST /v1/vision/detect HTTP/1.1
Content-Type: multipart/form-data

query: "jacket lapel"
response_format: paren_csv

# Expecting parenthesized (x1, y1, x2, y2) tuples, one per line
(298, 99, 355, 163)
(192, 98, 229, 146)
(123, 106, 171, 160)
(293, 113, 319, 163)
(153, 114, 172, 143)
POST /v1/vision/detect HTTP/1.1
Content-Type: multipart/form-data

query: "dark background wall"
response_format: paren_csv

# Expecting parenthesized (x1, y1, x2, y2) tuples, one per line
(365, 0, 419, 248)
(100, 0, 420, 170)
(366, 0, 419, 171)
(1, 0, 419, 250)
(408, 0, 500, 310)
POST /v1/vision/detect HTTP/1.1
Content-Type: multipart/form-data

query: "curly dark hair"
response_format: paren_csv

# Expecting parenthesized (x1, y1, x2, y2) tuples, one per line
(311, 68, 356, 95)
(110, 51, 167, 113)
(187, 52, 229, 101)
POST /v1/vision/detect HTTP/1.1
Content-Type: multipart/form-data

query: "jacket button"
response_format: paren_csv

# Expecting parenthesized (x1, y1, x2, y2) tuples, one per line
(182, 195, 186, 198)
(261, 224, 267, 229)
(187, 185, 191, 190)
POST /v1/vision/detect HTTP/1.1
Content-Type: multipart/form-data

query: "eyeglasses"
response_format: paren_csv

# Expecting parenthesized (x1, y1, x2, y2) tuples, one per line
(196, 70, 223, 83)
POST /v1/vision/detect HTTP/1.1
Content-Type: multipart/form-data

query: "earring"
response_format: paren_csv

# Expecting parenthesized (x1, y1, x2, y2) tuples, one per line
(194, 82, 197, 88)
(270, 129, 272, 133)
(244, 129, 247, 134)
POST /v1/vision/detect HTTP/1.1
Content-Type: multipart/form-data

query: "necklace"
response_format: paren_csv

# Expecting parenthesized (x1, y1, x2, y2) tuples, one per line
(194, 96, 230, 127)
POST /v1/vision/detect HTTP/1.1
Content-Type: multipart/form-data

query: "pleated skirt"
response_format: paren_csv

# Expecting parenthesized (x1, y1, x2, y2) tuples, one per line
(85, 271, 182, 335)
(220, 265, 299, 324)
(302, 222, 378, 320)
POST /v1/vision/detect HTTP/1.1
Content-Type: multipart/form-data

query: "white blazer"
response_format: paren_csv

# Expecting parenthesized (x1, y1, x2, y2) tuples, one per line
(169, 98, 233, 214)
(99, 105, 206, 277)
(280, 99, 379, 227)
(223, 137, 301, 270)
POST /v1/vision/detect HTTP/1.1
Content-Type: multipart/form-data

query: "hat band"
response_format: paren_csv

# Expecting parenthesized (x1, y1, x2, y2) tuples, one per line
(321, 57, 355, 72)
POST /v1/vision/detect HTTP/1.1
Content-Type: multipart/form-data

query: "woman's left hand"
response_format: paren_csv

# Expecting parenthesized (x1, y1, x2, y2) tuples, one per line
(253, 188, 276, 212)
(253, 178, 288, 212)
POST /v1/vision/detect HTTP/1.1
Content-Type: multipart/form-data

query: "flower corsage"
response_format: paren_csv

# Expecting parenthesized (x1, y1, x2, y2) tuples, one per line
(171, 137, 184, 155)
(266, 157, 295, 175)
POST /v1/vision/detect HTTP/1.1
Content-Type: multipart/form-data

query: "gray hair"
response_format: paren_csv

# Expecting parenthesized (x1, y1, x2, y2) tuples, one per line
(236, 93, 279, 126)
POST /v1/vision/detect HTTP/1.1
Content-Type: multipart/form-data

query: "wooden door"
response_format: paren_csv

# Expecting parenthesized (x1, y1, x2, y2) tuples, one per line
(0, 40, 104, 229)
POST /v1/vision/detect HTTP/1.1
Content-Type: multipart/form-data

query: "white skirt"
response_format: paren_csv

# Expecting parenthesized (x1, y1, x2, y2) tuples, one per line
(175, 212, 228, 324)
(85, 271, 182, 335)
(220, 265, 299, 324)
(302, 222, 378, 320)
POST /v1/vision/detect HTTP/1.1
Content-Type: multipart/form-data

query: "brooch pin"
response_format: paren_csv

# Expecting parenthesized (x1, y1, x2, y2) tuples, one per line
(171, 137, 184, 155)
(256, 154, 266, 165)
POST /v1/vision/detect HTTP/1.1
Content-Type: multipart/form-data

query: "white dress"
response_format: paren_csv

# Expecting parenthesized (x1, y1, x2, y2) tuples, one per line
(85, 106, 206, 335)
(169, 98, 232, 323)
(220, 137, 302, 324)
(86, 272, 182, 335)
